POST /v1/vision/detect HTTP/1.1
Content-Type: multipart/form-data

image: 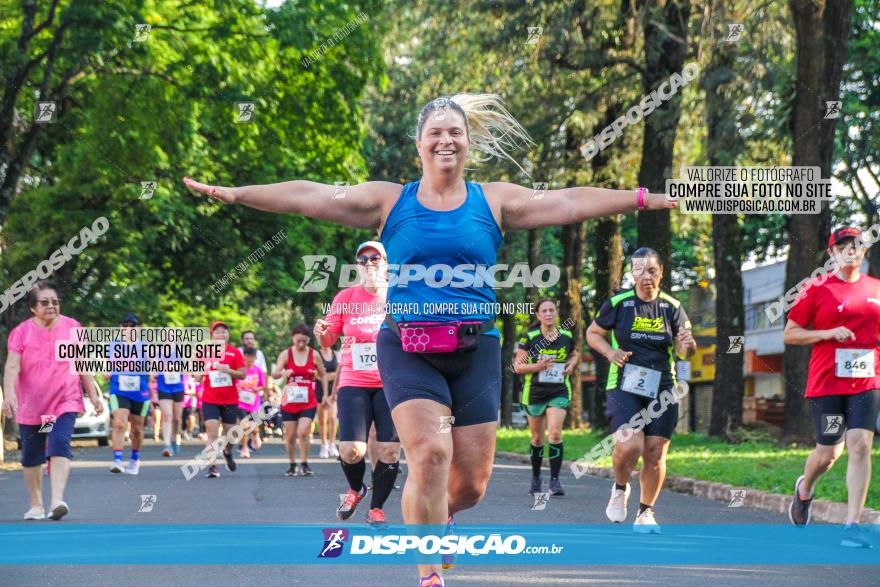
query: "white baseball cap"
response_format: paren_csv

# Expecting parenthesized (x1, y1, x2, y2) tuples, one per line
(355, 240, 386, 258)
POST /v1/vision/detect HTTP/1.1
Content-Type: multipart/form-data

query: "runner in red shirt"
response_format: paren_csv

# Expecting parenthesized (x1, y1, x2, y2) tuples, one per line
(271, 324, 327, 477)
(200, 321, 246, 478)
(784, 226, 880, 548)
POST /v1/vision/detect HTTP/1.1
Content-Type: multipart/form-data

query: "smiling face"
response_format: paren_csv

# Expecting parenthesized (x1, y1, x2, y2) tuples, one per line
(416, 106, 469, 175)
(356, 245, 388, 287)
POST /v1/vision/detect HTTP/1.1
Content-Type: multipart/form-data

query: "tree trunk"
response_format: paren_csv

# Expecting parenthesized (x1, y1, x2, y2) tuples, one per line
(590, 215, 622, 430)
(526, 228, 542, 302)
(703, 0, 746, 438)
(636, 0, 691, 292)
(559, 221, 586, 428)
(783, 0, 852, 442)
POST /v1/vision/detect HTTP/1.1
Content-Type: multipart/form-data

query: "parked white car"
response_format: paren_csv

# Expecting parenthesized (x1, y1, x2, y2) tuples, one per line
(73, 393, 110, 446)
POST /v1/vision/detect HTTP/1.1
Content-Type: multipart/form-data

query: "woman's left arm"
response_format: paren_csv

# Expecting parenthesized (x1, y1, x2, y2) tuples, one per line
(486, 182, 676, 231)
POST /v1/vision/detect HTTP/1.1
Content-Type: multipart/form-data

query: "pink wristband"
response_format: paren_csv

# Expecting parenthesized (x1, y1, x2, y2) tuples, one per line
(636, 187, 648, 210)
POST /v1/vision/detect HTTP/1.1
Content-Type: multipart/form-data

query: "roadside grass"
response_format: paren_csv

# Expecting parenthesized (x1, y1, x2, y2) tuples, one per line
(496, 428, 880, 507)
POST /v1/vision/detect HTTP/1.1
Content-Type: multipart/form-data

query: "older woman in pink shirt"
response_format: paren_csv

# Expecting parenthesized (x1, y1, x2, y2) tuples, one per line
(2, 280, 103, 520)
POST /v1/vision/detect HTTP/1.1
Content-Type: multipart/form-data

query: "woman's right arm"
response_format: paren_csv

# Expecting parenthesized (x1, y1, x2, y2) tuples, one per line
(2, 352, 21, 417)
(586, 321, 632, 367)
(183, 178, 401, 229)
(783, 319, 853, 345)
(271, 350, 288, 380)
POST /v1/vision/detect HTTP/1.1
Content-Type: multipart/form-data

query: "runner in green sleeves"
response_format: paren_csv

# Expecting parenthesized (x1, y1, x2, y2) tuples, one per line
(514, 299, 578, 497)
(586, 248, 695, 533)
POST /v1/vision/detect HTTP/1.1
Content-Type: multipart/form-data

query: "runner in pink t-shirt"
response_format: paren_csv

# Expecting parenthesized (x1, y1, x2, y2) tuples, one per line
(2, 281, 103, 521)
(314, 241, 401, 528)
(237, 349, 266, 458)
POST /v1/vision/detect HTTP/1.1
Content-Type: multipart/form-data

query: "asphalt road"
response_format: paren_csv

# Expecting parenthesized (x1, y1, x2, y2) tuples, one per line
(0, 438, 876, 586)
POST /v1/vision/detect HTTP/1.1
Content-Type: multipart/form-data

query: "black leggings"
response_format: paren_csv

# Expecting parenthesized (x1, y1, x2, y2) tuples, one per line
(337, 386, 398, 443)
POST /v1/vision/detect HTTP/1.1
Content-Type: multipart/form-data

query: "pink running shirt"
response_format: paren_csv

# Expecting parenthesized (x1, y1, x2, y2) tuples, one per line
(7, 315, 84, 425)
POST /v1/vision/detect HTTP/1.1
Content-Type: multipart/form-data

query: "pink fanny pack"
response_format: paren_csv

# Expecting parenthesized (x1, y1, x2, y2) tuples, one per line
(386, 316, 495, 354)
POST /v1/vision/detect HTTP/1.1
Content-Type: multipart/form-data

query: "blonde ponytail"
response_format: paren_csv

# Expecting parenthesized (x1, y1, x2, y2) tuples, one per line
(415, 93, 535, 175)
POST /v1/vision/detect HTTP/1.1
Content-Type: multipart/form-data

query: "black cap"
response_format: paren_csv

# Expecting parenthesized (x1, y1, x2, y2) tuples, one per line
(121, 313, 140, 326)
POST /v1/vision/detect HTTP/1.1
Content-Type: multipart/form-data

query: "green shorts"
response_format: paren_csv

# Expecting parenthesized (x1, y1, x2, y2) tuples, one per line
(523, 396, 570, 417)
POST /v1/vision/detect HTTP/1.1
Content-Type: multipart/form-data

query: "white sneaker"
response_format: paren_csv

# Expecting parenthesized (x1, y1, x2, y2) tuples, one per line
(633, 508, 661, 534)
(319, 444, 330, 459)
(47, 501, 69, 521)
(110, 459, 124, 474)
(124, 460, 140, 475)
(329, 443, 339, 458)
(606, 483, 630, 523)
(24, 506, 45, 520)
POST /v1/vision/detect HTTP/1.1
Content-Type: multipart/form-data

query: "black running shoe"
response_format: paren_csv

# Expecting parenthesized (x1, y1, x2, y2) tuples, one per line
(223, 447, 236, 472)
(206, 465, 220, 478)
(788, 475, 812, 527)
(549, 478, 565, 497)
(286, 464, 298, 477)
(300, 463, 314, 476)
(529, 476, 543, 495)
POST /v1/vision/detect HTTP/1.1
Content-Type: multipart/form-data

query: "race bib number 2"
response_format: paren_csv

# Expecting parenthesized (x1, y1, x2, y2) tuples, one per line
(835, 349, 875, 378)
(621, 364, 661, 398)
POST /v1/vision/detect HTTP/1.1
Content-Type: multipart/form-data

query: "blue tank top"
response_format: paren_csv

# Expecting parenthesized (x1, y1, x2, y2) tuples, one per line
(380, 180, 502, 337)
(108, 340, 150, 400)
(157, 373, 185, 393)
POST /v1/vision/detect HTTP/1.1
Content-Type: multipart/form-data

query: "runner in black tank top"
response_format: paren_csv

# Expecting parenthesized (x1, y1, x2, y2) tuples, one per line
(316, 344, 340, 459)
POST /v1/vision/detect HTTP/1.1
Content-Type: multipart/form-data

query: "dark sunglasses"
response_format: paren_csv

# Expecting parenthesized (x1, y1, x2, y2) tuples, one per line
(38, 299, 61, 307)
(356, 254, 383, 265)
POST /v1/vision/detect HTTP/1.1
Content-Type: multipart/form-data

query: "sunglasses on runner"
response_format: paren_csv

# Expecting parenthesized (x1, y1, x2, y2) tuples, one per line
(356, 254, 383, 265)
(38, 299, 61, 307)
